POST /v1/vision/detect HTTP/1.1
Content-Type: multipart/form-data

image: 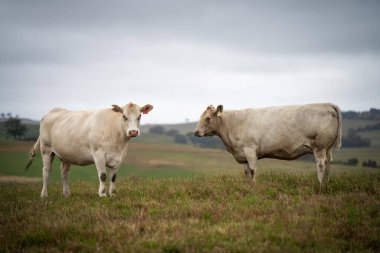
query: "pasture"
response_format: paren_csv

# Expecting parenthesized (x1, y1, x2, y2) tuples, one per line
(0, 139, 379, 252)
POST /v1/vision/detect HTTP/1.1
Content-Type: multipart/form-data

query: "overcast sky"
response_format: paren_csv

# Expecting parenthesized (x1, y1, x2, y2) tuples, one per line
(1, 0, 379, 124)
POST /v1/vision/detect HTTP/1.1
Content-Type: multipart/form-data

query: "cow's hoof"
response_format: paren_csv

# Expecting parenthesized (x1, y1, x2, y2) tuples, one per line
(63, 192, 71, 198)
(109, 192, 116, 197)
(40, 193, 48, 198)
(98, 192, 107, 197)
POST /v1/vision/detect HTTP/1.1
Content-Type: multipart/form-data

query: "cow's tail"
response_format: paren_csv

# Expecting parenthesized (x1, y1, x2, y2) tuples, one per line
(25, 137, 40, 171)
(331, 104, 342, 151)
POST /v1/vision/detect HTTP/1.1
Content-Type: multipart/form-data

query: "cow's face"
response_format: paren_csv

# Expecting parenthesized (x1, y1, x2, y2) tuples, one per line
(194, 105, 223, 137)
(112, 103, 153, 137)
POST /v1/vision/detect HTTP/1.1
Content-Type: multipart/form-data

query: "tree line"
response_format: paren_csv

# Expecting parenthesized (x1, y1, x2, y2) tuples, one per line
(334, 157, 379, 168)
(342, 108, 380, 120)
(0, 113, 27, 139)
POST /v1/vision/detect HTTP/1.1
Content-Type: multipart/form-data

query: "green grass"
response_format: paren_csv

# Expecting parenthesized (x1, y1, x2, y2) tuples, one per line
(1, 139, 380, 252)
(1, 139, 379, 183)
(0, 152, 199, 182)
(0, 173, 379, 252)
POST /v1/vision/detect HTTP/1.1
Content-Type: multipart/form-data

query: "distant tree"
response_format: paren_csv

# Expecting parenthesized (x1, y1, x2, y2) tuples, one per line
(1, 113, 5, 119)
(342, 111, 359, 119)
(6, 112, 12, 118)
(347, 158, 359, 166)
(165, 129, 179, 137)
(5, 117, 27, 139)
(149, 125, 165, 135)
(362, 159, 378, 168)
(369, 108, 380, 120)
(341, 108, 380, 120)
(174, 134, 188, 144)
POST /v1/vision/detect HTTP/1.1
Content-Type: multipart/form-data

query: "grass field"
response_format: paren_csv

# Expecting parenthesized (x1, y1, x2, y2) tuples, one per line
(0, 138, 379, 252)
(1, 139, 379, 182)
(1, 173, 379, 252)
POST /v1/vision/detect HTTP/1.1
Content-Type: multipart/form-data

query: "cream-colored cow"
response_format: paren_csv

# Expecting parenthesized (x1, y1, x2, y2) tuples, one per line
(194, 103, 342, 190)
(26, 103, 153, 197)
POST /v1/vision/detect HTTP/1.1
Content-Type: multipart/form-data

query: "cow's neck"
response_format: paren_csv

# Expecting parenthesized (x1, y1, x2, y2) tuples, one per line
(215, 110, 243, 152)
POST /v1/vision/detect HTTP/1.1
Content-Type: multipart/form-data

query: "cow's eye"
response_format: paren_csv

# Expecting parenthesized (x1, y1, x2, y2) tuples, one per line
(123, 115, 128, 121)
(205, 117, 211, 124)
(138, 115, 142, 120)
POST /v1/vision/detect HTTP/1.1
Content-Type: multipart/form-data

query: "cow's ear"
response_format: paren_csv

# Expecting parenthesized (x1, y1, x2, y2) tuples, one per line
(141, 104, 153, 114)
(111, 104, 123, 113)
(215, 105, 223, 117)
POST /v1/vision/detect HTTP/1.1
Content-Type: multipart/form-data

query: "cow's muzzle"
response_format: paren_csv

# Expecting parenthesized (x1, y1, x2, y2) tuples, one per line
(194, 129, 202, 137)
(128, 130, 139, 137)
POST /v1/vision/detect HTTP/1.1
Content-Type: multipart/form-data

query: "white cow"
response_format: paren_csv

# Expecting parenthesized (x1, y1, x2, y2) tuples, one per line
(26, 103, 153, 197)
(194, 103, 342, 189)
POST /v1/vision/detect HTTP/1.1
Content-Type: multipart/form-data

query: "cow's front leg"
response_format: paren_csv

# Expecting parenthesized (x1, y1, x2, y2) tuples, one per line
(243, 163, 253, 180)
(108, 168, 119, 197)
(243, 147, 258, 183)
(94, 153, 107, 197)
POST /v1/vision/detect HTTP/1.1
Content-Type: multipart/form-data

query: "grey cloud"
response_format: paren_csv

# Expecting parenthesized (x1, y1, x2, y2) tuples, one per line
(1, 0, 380, 60)
(0, 0, 379, 123)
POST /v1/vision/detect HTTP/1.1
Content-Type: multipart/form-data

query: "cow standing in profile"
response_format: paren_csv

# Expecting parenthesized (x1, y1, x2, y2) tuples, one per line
(26, 103, 153, 198)
(194, 103, 342, 190)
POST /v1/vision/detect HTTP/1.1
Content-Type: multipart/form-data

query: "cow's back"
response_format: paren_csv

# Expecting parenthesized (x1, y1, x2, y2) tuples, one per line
(252, 103, 339, 158)
(222, 103, 340, 161)
(39, 108, 100, 165)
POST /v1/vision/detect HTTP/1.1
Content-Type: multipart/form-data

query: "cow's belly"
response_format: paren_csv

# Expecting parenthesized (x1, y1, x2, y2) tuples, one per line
(53, 148, 94, 165)
(261, 145, 313, 160)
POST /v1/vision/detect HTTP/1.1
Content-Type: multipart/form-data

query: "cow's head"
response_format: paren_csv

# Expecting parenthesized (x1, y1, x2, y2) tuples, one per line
(194, 105, 223, 137)
(111, 103, 153, 138)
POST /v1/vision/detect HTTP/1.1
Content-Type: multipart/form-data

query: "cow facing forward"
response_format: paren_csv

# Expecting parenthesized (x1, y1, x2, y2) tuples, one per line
(26, 103, 153, 197)
(194, 103, 342, 189)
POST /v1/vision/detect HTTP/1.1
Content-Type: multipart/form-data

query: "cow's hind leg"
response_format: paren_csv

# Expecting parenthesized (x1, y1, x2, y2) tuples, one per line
(109, 167, 119, 197)
(41, 149, 55, 198)
(60, 161, 71, 197)
(325, 147, 333, 184)
(313, 149, 330, 193)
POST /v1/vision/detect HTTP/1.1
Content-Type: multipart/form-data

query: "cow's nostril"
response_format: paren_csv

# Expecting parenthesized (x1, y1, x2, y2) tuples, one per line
(129, 130, 139, 136)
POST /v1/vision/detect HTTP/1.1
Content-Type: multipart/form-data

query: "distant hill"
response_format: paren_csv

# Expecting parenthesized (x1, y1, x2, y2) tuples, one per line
(141, 122, 197, 135)
(342, 108, 380, 120)
(0, 118, 39, 125)
(1, 108, 379, 146)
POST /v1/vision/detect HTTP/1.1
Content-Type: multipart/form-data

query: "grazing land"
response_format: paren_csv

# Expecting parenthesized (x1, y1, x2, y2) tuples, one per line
(0, 173, 379, 252)
(0, 138, 379, 252)
(1, 113, 380, 252)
